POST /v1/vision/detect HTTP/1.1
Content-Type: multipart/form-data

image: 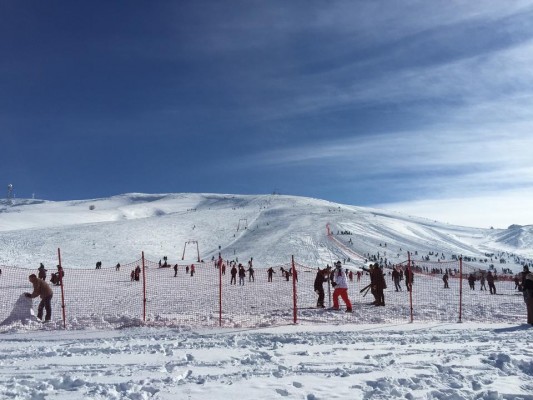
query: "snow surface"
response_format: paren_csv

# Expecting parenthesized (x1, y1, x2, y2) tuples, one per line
(0, 193, 531, 399)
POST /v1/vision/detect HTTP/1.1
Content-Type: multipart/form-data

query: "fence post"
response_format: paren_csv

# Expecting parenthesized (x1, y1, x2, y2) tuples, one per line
(408, 252, 413, 323)
(142, 251, 146, 323)
(57, 248, 66, 329)
(458, 257, 463, 323)
(292, 256, 297, 324)
(196, 242, 200, 262)
(218, 253, 222, 327)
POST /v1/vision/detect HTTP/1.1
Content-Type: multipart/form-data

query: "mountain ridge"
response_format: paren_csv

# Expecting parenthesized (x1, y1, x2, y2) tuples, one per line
(0, 193, 531, 272)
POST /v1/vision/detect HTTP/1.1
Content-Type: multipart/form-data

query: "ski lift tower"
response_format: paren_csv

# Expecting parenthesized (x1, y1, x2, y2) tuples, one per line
(182, 240, 201, 262)
(6, 184, 14, 204)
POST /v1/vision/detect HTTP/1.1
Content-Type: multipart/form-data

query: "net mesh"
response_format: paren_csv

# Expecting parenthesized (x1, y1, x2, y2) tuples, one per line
(0, 256, 526, 332)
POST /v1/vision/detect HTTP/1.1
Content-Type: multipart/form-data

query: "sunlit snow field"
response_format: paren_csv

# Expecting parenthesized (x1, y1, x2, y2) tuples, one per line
(0, 194, 531, 399)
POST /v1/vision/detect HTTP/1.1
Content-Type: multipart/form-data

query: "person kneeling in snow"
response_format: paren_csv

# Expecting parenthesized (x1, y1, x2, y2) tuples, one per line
(24, 274, 53, 322)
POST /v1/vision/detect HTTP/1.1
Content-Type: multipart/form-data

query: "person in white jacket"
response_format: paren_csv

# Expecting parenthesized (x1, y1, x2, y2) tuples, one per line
(331, 261, 352, 312)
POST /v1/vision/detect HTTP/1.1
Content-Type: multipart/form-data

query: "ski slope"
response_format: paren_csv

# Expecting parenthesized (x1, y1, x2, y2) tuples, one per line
(0, 193, 531, 271)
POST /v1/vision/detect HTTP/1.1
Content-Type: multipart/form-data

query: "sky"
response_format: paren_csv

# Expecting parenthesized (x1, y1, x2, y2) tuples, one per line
(2, 1, 533, 229)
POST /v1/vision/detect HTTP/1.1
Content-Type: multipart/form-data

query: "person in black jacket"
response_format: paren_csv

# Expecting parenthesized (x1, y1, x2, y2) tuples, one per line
(392, 267, 401, 292)
(314, 267, 330, 308)
(522, 269, 533, 325)
(468, 273, 476, 290)
(38, 263, 47, 281)
(443, 272, 449, 288)
(230, 264, 237, 285)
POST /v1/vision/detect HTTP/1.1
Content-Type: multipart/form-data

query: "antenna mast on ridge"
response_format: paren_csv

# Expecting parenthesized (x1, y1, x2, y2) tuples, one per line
(7, 184, 14, 204)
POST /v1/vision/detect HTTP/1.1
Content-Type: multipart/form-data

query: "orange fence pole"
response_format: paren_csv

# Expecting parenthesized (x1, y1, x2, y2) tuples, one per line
(408, 251, 413, 323)
(218, 253, 223, 327)
(292, 256, 297, 324)
(57, 248, 66, 329)
(142, 251, 146, 322)
(459, 257, 463, 323)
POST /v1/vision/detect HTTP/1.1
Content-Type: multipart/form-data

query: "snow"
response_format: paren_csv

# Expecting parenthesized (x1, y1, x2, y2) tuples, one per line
(1, 323, 532, 399)
(0, 193, 531, 399)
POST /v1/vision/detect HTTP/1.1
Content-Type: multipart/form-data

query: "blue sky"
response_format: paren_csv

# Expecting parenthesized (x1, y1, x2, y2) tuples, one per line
(2, 1, 533, 228)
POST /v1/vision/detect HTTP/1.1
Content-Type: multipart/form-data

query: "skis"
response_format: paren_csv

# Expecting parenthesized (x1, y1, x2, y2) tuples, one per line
(360, 284, 372, 297)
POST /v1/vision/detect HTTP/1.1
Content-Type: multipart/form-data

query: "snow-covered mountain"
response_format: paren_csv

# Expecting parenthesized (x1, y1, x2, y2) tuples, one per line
(0, 193, 531, 271)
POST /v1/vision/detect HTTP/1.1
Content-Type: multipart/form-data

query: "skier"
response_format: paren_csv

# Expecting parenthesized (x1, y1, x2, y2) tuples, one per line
(173, 264, 178, 277)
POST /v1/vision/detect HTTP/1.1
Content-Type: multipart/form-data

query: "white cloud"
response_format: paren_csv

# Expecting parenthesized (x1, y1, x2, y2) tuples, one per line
(374, 188, 533, 228)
